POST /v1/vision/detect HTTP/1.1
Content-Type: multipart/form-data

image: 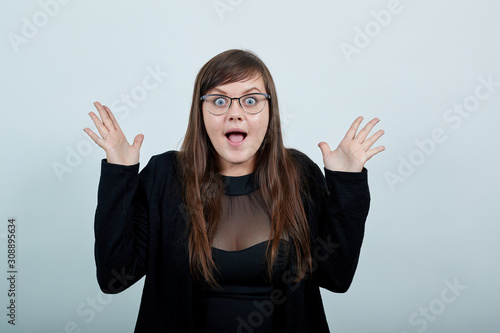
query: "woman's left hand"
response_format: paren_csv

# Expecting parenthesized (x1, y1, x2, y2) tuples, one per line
(318, 116, 385, 172)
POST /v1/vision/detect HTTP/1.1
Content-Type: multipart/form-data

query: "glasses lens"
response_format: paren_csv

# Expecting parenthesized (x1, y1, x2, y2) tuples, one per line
(240, 94, 268, 114)
(204, 95, 230, 115)
(203, 94, 268, 115)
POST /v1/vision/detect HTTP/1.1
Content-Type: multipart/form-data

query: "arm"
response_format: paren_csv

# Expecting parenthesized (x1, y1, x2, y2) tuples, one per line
(84, 101, 149, 293)
(314, 165, 370, 293)
(94, 158, 154, 294)
(314, 116, 383, 291)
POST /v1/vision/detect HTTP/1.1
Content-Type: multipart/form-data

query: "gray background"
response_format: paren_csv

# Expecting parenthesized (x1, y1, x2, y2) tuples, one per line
(1, 0, 499, 332)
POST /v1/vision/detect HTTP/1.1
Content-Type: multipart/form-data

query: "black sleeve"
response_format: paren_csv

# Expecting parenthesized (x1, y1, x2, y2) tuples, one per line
(311, 162, 370, 293)
(93, 157, 156, 294)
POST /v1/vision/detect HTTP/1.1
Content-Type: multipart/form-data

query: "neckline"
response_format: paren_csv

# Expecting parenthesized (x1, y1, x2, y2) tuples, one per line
(221, 172, 257, 195)
(212, 240, 267, 253)
(212, 239, 290, 253)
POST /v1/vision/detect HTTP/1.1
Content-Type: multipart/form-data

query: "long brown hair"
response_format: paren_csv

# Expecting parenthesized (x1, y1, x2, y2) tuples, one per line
(178, 49, 312, 287)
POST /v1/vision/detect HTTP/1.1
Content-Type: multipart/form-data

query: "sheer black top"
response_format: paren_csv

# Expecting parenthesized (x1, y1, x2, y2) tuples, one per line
(192, 172, 290, 333)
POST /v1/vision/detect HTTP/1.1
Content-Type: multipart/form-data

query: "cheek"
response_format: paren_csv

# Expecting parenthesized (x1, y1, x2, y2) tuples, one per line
(203, 110, 219, 138)
(259, 119, 269, 138)
(257, 112, 270, 138)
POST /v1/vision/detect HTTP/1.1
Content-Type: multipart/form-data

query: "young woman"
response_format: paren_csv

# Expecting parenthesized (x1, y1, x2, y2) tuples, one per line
(84, 49, 385, 332)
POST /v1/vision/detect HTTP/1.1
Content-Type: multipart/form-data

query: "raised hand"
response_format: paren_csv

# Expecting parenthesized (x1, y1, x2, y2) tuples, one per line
(318, 116, 385, 172)
(83, 101, 144, 166)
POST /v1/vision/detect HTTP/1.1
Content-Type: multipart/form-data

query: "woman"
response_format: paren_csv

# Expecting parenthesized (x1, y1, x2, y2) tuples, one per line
(84, 49, 385, 332)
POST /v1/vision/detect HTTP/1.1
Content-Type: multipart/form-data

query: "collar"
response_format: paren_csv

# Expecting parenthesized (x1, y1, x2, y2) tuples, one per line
(221, 172, 257, 195)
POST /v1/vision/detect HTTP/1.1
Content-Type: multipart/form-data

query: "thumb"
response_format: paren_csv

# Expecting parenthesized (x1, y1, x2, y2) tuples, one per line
(133, 134, 144, 149)
(318, 141, 331, 157)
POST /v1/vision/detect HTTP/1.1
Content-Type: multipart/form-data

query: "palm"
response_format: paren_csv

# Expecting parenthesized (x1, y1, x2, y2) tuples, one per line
(318, 117, 385, 172)
(83, 101, 144, 166)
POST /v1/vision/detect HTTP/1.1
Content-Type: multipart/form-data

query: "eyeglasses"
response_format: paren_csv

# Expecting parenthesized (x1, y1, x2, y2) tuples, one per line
(200, 93, 271, 115)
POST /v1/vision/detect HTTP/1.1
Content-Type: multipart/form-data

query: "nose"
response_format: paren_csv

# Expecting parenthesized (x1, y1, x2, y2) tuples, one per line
(227, 99, 244, 120)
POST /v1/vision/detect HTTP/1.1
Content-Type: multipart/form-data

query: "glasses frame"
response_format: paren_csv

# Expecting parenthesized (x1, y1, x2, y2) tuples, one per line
(200, 93, 271, 116)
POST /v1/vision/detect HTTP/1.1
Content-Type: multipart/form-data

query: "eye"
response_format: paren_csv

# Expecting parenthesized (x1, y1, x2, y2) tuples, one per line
(243, 96, 257, 106)
(214, 97, 227, 106)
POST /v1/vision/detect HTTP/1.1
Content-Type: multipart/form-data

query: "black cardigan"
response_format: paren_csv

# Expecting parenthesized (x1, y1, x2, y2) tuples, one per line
(94, 149, 370, 332)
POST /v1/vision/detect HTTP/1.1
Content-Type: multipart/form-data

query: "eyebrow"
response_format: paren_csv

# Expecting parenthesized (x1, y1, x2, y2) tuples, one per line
(211, 86, 263, 95)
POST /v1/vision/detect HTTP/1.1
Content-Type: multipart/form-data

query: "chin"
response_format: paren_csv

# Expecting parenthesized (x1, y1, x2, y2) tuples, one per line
(219, 151, 256, 168)
(223, 154, 250, 165)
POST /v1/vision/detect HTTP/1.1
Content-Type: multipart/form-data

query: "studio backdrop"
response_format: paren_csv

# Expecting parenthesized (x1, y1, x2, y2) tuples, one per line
(1, 0, 499, 332)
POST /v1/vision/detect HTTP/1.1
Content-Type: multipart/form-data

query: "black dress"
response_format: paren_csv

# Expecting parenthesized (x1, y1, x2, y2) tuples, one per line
(192, 172, 290, 333)
(94, 150, 370, 332)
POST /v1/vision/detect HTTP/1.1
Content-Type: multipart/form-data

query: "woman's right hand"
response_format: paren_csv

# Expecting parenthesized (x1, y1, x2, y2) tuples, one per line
(83, 101, 144, 166)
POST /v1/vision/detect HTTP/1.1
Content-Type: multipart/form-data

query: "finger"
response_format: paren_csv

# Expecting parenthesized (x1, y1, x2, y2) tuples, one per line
(318, 141, 331, 158)
(88, 111, 109, 139)
(103, 105, 122, 132)
(94, 101, 116, 131)
(344, 116, 364, 139)
(361, 129, 385, 150)
(132, 134, 144, 149)
(356, 117, 380, 143)
(83, 128, 105, 148)
(365, 145, 386, 161)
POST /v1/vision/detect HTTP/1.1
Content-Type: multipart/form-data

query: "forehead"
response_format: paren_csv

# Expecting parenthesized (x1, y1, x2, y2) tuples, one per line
(208, 75, 266, 95)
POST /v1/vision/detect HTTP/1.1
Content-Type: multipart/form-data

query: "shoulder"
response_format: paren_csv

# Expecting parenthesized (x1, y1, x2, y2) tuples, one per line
(138, 150, 180, 182)
(147, 150, 179, 168)
(286, 148, 324, 181)
(286, 148, 328, 202)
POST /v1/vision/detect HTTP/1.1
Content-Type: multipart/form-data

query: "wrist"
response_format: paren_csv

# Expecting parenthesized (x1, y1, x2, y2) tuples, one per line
(106, 154, 139, 166)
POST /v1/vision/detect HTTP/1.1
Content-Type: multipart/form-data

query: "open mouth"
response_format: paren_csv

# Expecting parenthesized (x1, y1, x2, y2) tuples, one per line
(225, 130, 247, 143)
